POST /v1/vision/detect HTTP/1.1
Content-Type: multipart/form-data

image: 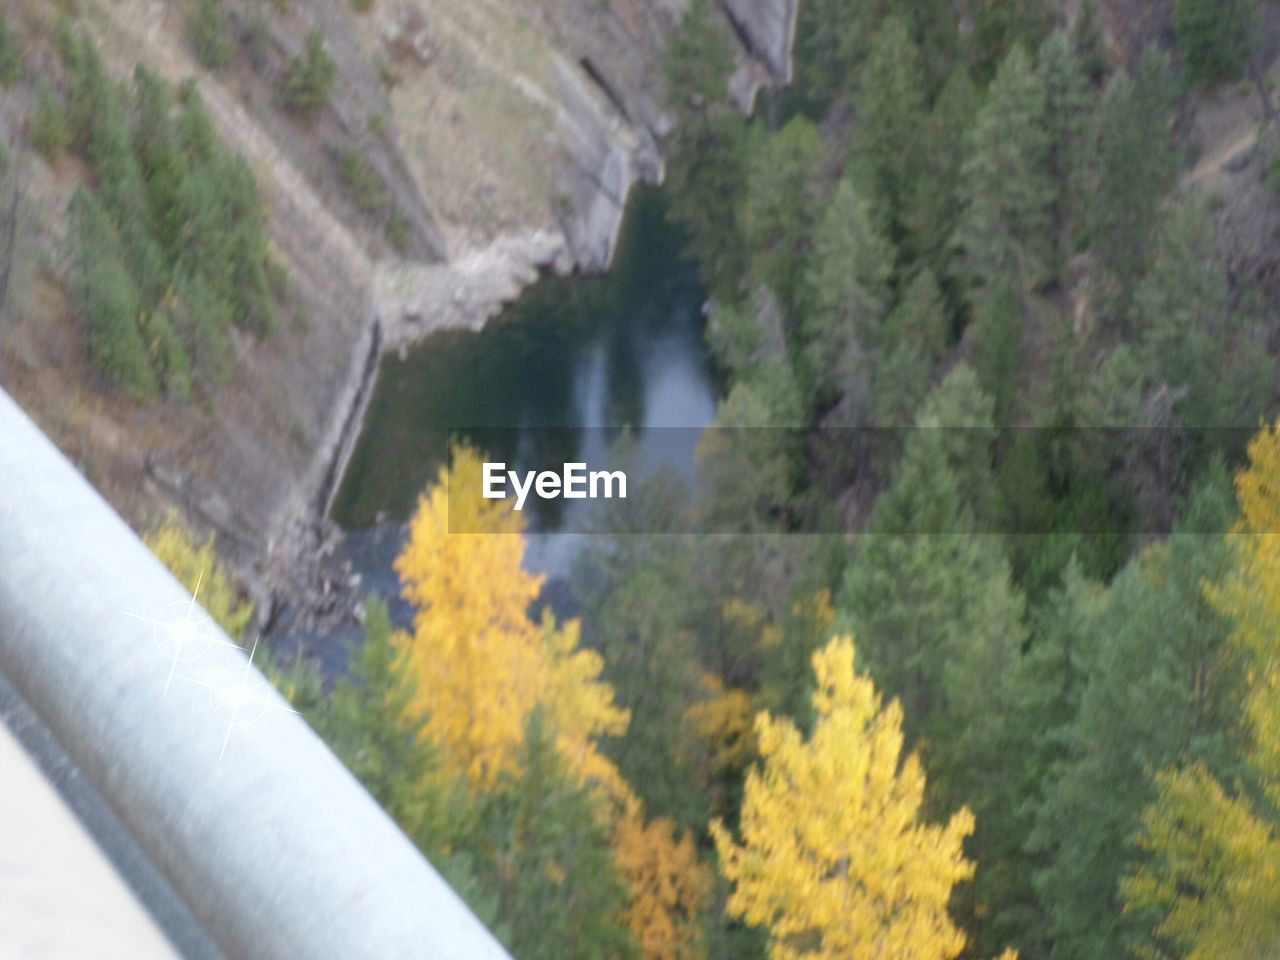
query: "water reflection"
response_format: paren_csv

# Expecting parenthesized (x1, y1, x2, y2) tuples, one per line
(332, 186, 718, 541)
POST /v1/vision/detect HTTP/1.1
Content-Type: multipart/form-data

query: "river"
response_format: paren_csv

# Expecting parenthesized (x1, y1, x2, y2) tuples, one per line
(276, 188, 718, 666)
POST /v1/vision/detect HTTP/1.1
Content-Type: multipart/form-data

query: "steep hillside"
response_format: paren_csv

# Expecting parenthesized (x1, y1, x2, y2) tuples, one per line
(0, 0, 796, 619)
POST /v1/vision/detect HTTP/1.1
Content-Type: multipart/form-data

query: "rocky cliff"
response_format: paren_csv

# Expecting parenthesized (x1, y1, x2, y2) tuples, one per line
(0, 0, 797, 621)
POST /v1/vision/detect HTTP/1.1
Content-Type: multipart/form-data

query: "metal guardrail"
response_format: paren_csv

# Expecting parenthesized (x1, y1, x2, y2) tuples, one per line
(0, 387, 512, 960)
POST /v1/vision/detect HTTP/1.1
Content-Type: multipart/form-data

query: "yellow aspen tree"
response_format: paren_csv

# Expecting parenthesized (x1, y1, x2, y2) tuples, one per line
(395, 446, 629, 796)
(685, 672, 757, 778)
(1124, 422, 1280, 956)
(711, 635, 1013, 960)
(539, 613, 632, 805)
(1211, 421, 1280, 781)
(612, 810, 710, 960)
(145, 511, 252, 641)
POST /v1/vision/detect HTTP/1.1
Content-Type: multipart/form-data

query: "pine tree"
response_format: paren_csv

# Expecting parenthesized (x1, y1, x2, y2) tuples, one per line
(970, 0, 1055, 82)
(953, 45, 1053, 298)
(801, 179, 894, 398)
(1087, 47, 1179, 325)
(838, 384, 1025, 808)
(305, 597, 468, 860)
(1135, 195, 1274, 437)
(1122, 424, 1280, 959)
(1037, 30, 1093, 272)
(742, 117, 828, 311)
(1072, 0, 1108, 84)
(883, 268, 949, 364)
(986, 559, 1106, 956)
(1174, 0, 1256, 88)
(475, 709, 639, 960)
(852, 15, 928, 254)
(662, 0, 748, 298)
(30, 81, 71, 160)
(1029, 469, 1244, 960)
(698, 358, 806, 530)
(969, 282, 1024, 426)
(907, 71, 979, 285)
(711, 635, 1008, 960)
(67, 187, 158, 400)
(281, 30, 337, 121)
(187, 0, 233, 70)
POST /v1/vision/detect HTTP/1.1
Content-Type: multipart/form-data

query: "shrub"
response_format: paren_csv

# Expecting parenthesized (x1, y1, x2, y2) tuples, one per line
(1174, 0, 1255, 88)
(337, 148, 386, 214)
(281, 30, 336, 121)
(30, 82, 72, 159)
(386, 208, 410, 252)
(188, 0, 233, 69)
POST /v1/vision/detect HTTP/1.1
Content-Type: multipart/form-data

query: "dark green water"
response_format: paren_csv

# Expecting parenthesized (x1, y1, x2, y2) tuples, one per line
(332, 188, 717, 530)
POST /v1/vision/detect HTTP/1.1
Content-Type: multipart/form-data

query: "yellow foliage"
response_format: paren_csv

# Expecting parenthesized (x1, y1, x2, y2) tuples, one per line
(711, 636, 979, 960)
(613, 810, 710, 960)
(395, 446, 630, 798)
(1126, 764, 1280, 960)
(1123, 423, 1280, 958)
(540, 614, 633, 807)
(1211, 421, 1280, 787)
(685, 672, 757, 777)
(145, 512, 252, 641)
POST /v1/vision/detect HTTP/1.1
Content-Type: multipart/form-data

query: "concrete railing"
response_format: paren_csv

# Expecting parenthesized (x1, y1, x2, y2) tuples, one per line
(0, 387, 511, 960)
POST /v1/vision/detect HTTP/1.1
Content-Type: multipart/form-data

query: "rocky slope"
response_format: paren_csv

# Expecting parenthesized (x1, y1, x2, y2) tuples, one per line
(0, 0, 796, 625)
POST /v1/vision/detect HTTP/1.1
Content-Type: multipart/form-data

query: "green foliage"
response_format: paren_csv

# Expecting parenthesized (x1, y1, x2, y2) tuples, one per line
(1029, 471, 1245, 960)
(1173, 0, 1256, 89)
(187, 0, 233, 70)
(884, 268, 949, 364)
(240, 8, 273, 71)
(741, 116, 828, 311)
(870, 341, 931, 428)
(907, 70, 978, 285)
(306, 599, 466, 856)
(573, 483, 709, 826)
(1072, 0, 1109, 84)
(337, 147, 387, 214)
(386, 208, 410, 252)
(1134, 195, 1274, 440)
(30, 82, 72, 160)
(790, 0, 885, 108)
(953, 44, 1054, 297)
(53, 33, 280, 398)
(699, 358, 807, 530)
(801, 179, 894, 398)
(281, 30, 337, 121)
(1037, 30, 1093, 273)
(0, 10, 21, 88)
(851, 15, 928, 256)
(1087, 48, 1179, 324)
(985, 558, 1105, 955)
(67, 188, 159, 400)
(474, 710, 639, 960)
(838, 371, 1025, 813)
(970, 0, 1055, 82)
(968, 282, 1023, 426)
(662, 0, 747, 299)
